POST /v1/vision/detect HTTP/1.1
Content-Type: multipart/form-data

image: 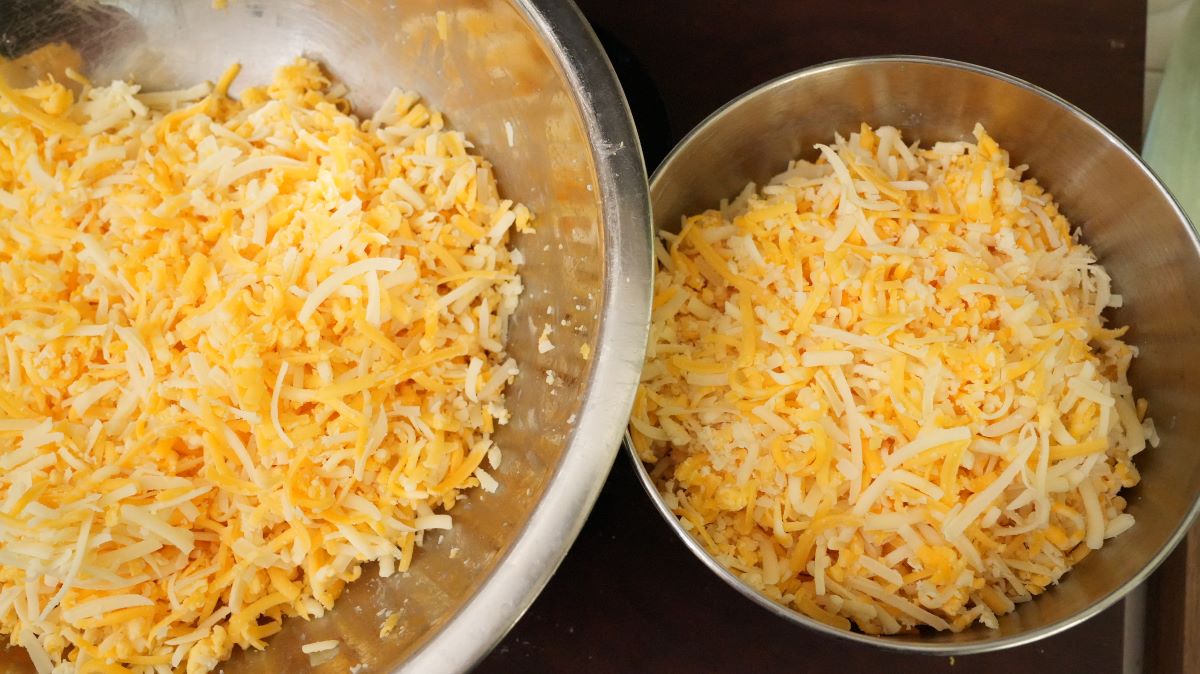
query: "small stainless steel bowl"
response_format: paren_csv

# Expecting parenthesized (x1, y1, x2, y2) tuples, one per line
(627, 55, 1200, 654)
(1, 2, 650, 673)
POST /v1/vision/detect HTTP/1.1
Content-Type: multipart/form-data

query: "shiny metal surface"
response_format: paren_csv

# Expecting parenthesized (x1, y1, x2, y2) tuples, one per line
(0, 1, 651, 672)
(630, 55, 1200, 654)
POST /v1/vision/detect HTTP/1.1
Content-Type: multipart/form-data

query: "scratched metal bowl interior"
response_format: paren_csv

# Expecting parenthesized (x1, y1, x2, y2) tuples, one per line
(629, 56, 1200, 653)
(0, 1, 650, 672)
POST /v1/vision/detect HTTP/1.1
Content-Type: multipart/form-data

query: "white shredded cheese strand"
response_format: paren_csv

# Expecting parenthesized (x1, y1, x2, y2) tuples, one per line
(300, 639, 339, 654)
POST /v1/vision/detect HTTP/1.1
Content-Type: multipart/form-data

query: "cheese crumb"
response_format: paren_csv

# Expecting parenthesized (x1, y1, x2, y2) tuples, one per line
(379, 613, 401, 638)
(436, 11, 449, 41)
(538, 324, 555, 353)
(301, 640, 339, 654)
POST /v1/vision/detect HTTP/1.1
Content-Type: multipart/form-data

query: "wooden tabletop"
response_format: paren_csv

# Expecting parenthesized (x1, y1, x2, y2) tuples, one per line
(1145, 529, 1200, 672)
(480, 1, 1149, 672)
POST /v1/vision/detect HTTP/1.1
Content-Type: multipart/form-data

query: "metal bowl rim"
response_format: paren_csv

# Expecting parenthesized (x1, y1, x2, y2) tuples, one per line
(399, 1, 653, 671)
(626, 53, 1200, 655)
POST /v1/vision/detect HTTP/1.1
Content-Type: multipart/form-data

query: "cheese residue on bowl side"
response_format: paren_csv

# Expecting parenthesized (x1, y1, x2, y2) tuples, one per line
(0, 58, 528, 672)
(632, 124, 1155, 634)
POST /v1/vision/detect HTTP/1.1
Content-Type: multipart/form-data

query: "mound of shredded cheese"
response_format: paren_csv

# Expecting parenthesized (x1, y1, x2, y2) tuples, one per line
(631, 124, 1157, 634)
(0, 58, 529, 672)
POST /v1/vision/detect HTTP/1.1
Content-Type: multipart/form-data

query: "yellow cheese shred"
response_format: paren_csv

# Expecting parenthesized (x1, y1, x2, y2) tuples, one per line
(0, 58, 526, 672)
(633, 123, 1155, 634)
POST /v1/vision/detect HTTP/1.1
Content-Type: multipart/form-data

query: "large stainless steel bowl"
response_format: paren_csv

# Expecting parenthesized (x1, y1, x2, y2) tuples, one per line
(0, 1, 651, 672)
(632, 55, 1200, 653)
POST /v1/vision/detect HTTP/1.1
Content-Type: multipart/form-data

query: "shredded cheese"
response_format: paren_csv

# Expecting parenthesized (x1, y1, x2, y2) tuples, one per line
(632, 124, 1154, 635)
(300, 639, 339, 654)
(0, 58, 527, 672)
(378, 612, 400, 638)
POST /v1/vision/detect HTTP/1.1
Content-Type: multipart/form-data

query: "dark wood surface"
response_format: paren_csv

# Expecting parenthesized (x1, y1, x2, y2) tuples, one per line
(1145, 526, 1200, 674)
(480, 1, 1148, 672)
